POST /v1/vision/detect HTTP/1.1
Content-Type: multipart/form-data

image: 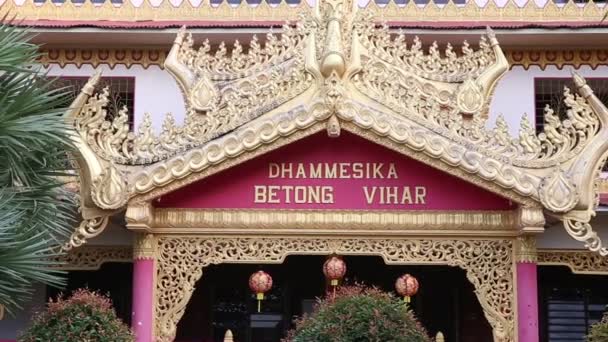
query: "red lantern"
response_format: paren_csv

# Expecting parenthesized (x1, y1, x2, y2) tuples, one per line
(395, 274, 419, 303)
(323, 256, 347, 286)
(323, 255, 346, 299)
(249, 270, 273, 312)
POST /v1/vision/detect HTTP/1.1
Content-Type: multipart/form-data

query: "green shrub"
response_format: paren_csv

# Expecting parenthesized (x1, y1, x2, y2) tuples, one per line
(284, 285, 432, 342)
(588, 311, 608, 342)
(19, 289, 133, 342)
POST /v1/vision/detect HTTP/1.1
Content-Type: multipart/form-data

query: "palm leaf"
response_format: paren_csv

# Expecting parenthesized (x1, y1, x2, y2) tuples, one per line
(0, 21, 76, 314)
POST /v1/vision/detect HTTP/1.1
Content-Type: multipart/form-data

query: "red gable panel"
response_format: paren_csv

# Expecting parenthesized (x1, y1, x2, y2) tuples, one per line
(155, 132, 513, 211)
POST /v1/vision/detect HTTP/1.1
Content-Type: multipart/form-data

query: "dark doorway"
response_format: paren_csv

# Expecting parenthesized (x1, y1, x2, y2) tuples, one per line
(45, 262, 133, 325)
(176, 256, 492, 342)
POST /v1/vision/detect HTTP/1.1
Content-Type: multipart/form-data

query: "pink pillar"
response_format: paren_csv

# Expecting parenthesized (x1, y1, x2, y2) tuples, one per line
(132, 258, 155, 342)
(517, 262, 539, 342)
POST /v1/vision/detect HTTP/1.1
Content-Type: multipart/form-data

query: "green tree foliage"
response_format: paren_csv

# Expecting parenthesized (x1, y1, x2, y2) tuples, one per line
(588, 311, 608, 342)
(0, 21, 75, 315)
(18, 289, 134, 342)
(284, 285, 432, 342)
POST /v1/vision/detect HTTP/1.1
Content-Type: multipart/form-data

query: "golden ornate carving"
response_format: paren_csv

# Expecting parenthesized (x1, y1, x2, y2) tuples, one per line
(125, 202, 154, 232)
(326, 115, 341, 138)
(506, 50, 608, 71)
(539, 170, 578, 213)
(63, 214, 111, 251)
(60, 3, 608, 257)
(133, 233, 156, 260)
(91, 164, 129, 210)
(5, 0, 606, 26)
(515, 236, 537, 263)
(517, 207, 545, 232)
(54, 245, 132, 270)
(155, 236, 515, 342)
(37, 49, 166, 69)
(538, 249, 608, 274)
(563, 218, 608, 256)
(151, 208, 516, 233)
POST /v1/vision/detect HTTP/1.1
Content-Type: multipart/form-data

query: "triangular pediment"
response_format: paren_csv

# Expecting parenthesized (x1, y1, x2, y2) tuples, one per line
(155, 132, 513, 211)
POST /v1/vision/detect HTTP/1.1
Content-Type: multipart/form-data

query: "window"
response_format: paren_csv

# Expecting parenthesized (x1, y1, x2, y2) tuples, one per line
(534, 78, 608, 134)
(51, 76, 135, 128)
(539, 266, 608, 342)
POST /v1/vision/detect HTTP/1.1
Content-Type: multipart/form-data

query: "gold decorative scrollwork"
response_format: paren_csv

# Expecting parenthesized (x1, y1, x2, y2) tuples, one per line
(539, 170, 578, 213)
(538, 249, 608, 274)
(54, 245, 131, 270)
(563, 218, 608, 256)
(63, 215, 111, 252)
(151, 208, 516, 233)
(91, 164, 129, 210)
(154, 237, 514, 342)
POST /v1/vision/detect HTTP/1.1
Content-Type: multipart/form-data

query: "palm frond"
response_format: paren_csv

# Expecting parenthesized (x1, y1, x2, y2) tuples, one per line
(0, 22, 76, 314)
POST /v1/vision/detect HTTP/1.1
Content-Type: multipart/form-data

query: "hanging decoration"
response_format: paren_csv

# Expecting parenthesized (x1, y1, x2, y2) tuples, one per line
(248, 270, 273, 313)
(323, 255, 347, 298)
(395, 274, 419, 303)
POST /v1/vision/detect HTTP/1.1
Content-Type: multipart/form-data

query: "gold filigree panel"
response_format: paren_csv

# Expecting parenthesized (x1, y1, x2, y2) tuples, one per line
(151, 209, 517, 234)
(538, 249, 608, 274)
(155, 236, 514, 342)
(54, 246, 132, 270)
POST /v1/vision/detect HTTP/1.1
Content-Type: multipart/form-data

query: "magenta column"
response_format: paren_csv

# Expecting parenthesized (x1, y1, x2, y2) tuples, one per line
(132, 234, 156, 342)
(516, 236, 539, 342)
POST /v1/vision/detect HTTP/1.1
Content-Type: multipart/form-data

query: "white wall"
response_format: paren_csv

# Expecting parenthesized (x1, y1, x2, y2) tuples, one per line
(538, 212, 608, 250)
(45, 64, 186, 133)
(489, 65, 608, 135)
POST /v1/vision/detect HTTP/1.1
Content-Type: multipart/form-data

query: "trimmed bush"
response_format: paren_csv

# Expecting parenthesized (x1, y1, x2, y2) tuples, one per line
(588, 311, 608, 342)
(19, 289, 133, 342)
(284, 285, 432, 342)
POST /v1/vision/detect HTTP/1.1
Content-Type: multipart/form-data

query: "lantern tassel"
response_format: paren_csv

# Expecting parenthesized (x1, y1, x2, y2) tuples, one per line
(257, 293, 264, 313)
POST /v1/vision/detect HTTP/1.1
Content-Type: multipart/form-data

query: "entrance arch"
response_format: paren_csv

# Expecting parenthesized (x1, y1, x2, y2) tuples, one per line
(150, 235, 515, 341)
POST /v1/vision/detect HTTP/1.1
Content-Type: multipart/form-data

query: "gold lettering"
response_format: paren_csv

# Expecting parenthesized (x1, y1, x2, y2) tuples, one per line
(400, 187, 412, 204)
(363, 186, 376, 204)
(325, 163, 337, 178)
(296, 164, 306, 178)
(339, 163, 350, 179)
(387, 163, 398, 179)
(310, 163, 322, 178)
(269, 163, 280, 178)
(254, 185, 267, 203)
(308, 186, 320, 203)
(352, 163, 363, 178)
(282, 186, 293, 204)
(295, 186, 307, 204)
(373, 163, 384, 178)
(281, 163, 293, 178)
(386, 186, 398, 204)
(415, 186, 426, 204)
(267, 185, 280, 203)
(322, 186, 334, 203)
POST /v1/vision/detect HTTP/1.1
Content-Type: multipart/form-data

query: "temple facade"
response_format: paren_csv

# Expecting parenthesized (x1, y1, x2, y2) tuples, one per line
(1, 0, 608, 341)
